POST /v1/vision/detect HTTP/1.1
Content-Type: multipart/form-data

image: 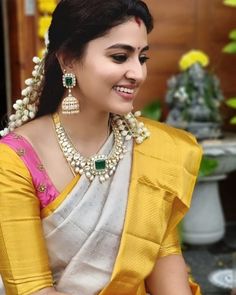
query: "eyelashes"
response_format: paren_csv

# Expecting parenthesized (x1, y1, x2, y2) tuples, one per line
(139, 56, 150, 64)
(111, 54, 150, 65)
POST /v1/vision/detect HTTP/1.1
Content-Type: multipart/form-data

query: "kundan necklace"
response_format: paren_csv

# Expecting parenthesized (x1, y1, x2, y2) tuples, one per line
(52, 113, 127, 183)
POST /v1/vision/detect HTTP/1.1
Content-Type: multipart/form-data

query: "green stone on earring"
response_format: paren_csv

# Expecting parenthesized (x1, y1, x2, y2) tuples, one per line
(65, 77, 73, 87)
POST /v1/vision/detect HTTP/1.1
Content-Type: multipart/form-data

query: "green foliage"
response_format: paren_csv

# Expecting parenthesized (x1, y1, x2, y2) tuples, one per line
(223, 1, 236, 53)
(223, 42, 236, 53)
(223, 1, 236, 126)
(224, 0, 236, 6)
(198, 156, 218, 178)
(230, 116, 236, 124)
(226, 97, 236, 108)
(229, 29, 236, 40)
(141, 100, 162, 121)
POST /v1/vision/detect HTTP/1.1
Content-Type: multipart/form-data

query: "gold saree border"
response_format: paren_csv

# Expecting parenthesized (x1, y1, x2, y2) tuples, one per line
(41, 174, 80, 218)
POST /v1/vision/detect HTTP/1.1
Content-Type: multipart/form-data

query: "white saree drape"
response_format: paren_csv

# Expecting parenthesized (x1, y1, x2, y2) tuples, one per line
(42, 134, 133, 295)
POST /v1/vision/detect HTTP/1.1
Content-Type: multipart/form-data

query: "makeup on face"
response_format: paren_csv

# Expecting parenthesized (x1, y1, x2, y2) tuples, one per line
(71, 19, 149, 115)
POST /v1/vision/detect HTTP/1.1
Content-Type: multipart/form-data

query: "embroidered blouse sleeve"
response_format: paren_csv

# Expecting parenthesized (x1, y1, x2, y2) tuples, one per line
(0, 143, 53, 295)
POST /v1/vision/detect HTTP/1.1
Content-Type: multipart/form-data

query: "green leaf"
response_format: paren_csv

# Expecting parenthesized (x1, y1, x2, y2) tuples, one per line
(229, 29, 236, 40)
(230, 116, 236, 124)
(142, 101, 162, 121)
(223, 42, 236, 53)
(226, 98, 236, 108)
(198, 156, 218, 178)
(224, 0, 236, 6)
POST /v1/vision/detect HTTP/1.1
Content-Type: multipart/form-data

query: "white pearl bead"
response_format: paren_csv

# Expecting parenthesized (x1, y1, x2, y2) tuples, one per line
(136, 137, 143, 144)
(86, 172, 91, 178)
(100, 176, 105, 182)
(134, 111, 141, 117)
(139, 122, 144, 127)
(125, 135, 132, 141)
(75, 167, 80, 173)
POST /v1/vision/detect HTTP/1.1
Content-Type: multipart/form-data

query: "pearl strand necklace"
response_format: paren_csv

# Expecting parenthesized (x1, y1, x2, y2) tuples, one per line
(52, 113, 127, 183)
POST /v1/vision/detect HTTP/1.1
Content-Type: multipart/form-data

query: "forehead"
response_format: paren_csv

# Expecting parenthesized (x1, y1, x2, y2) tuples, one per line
(88, 18, 148, 50)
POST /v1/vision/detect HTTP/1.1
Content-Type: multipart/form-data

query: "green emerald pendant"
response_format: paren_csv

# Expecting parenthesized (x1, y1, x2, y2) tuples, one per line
(65, 77, 73, 87)
(95, 159, 106, 171)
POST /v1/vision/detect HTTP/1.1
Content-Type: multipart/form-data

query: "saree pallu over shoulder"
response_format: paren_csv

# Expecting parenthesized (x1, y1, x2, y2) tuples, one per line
(99, 118, 203, 295)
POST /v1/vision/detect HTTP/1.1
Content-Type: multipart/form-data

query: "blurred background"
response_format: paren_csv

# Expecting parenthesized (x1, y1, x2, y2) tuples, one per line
(0, 0, 236, 294)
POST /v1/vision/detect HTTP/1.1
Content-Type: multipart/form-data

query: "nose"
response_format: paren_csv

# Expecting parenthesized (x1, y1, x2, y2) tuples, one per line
(125, 59, 146, 84)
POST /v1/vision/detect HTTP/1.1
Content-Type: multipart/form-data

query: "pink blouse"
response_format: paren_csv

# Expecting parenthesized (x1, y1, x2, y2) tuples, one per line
(0, 133, 59, 208)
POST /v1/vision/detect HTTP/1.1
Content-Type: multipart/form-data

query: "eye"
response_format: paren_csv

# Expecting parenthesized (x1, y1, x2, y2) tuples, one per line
(111, 54, 128, 63)
(139, 55, 150, 65)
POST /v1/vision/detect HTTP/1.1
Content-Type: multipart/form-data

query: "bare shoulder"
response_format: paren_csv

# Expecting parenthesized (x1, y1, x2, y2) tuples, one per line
(14, 115, 54, 146)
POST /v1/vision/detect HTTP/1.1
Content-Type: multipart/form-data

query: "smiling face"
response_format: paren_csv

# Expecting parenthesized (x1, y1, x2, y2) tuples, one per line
(63, 18, 149, 115)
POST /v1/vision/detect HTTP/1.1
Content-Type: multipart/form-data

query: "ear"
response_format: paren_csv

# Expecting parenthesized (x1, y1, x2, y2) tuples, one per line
(56, 52, 75, 73)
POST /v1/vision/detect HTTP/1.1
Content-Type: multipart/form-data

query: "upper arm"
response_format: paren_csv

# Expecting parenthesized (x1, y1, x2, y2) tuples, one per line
(146, 254, 191, 295)
(0, 144, 53, 295)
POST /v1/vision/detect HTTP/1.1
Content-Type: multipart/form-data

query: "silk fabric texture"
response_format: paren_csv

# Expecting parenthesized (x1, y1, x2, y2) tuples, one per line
(0, 118, 202, 295)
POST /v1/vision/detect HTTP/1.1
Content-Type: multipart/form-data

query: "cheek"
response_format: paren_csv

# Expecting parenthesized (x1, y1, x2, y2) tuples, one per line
(96, 67, 123, 86)
(88, 62, 113, 80)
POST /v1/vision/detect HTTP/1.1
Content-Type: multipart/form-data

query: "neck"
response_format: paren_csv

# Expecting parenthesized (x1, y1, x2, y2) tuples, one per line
(57, 109, 110, 157)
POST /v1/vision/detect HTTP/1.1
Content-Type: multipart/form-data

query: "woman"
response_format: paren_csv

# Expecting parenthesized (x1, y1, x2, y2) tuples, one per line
(0, 0, 202, 294)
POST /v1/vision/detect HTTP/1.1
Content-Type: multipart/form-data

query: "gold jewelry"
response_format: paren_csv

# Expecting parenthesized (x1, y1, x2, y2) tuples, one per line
(62, 72, 80, 115)
(52, 113, 127, 183)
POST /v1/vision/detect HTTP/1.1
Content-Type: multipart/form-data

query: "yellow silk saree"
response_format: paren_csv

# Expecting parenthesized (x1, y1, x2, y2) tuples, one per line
(0, 118, 202, 295)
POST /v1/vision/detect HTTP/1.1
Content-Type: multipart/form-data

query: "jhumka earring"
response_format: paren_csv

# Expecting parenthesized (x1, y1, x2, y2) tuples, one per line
(62, 71, 80, 115)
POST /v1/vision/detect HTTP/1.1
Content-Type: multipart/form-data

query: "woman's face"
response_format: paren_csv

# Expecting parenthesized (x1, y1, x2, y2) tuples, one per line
(68, 18, 149, 115)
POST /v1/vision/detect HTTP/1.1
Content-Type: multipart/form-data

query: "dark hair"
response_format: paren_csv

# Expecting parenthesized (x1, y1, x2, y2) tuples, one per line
(36, 0, 153, 117)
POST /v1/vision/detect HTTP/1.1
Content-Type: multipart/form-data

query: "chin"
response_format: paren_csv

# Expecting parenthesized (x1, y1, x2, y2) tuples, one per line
(111, 104, 134, 116)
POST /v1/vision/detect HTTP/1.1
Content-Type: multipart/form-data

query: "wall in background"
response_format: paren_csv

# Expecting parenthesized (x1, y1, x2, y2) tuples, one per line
(135, 0, 236, 114)
(0, 2, 7, 125)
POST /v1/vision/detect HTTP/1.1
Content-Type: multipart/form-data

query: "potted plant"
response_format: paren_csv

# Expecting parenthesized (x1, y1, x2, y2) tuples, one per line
(165, 50, 224, 140)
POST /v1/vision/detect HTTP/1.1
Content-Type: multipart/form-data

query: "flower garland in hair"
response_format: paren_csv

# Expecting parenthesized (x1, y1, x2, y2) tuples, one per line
(0, 54, 45, 137)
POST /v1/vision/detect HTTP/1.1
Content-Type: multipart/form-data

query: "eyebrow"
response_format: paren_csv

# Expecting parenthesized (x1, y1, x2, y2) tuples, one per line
(106, 43, 149, 53)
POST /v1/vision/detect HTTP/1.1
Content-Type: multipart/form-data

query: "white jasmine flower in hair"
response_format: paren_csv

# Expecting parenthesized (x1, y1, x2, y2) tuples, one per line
(44, 30, 50, 48)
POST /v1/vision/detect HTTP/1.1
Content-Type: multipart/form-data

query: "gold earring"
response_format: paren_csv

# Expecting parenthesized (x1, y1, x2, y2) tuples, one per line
(62, 71, 80, 115)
